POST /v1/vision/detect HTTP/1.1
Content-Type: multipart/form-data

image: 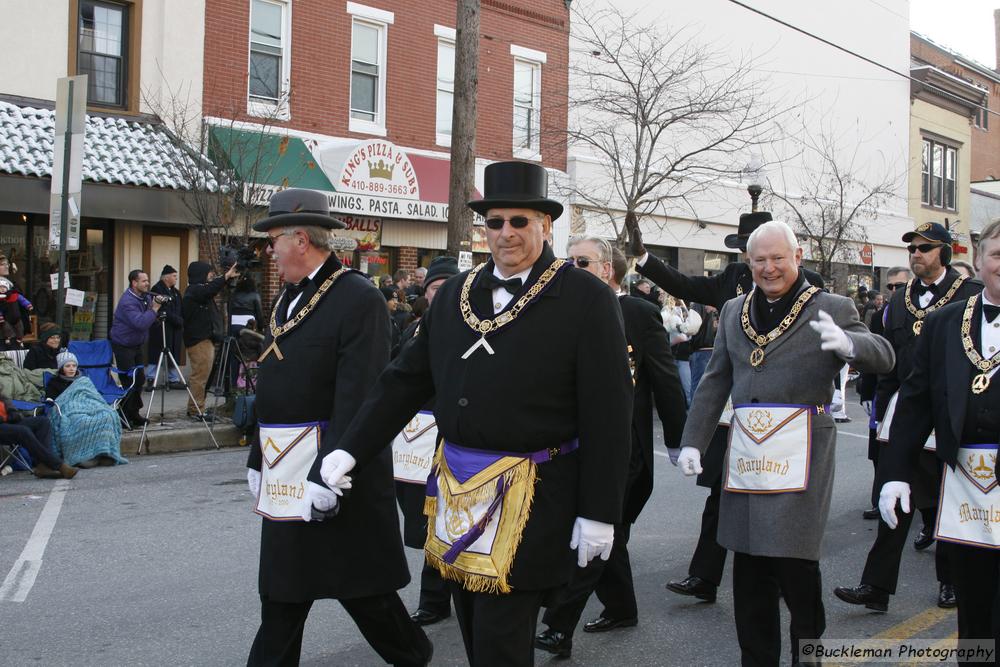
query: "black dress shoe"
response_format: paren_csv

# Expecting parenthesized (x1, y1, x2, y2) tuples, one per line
(937, 583, 957, 608)
(862, 507, 880, 520)
(833, 584, 889, 612)
(914, 527, 935, 551)
(409, 609, 448, 626)
(665, 576, 717, 602)
(535, 628, 572, 658)
(583, 615, 638, 633)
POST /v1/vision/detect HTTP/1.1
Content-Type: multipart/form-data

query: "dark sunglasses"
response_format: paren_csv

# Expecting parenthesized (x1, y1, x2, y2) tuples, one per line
(907, 243, 944, 254)
(485, 215, 534, 230)
(886, 282, 907, 291)
(265, 230, 294, 248)
(568, 256, 601, 268)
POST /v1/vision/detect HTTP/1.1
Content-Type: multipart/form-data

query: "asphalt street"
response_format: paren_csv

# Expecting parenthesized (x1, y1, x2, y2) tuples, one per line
(1, 398, 956, 666)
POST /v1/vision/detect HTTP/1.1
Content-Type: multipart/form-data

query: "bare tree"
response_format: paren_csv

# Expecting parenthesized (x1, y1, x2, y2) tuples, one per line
(563, 4, 786, 246)
(143, 80, 316, 264)
(765, 124, 901, 283)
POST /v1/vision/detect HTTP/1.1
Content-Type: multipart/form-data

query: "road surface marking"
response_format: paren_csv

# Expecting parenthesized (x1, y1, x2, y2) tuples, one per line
(837, 430, 869, 440)
(0, 480, 70, 602)
(826, 606, 954, 666)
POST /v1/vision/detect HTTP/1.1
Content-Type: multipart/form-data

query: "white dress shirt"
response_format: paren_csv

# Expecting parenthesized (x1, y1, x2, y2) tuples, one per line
(491, 266, 533, 314)
(286, 264, 324, 318)
(916, 269, 948, 309)
(982, 292, 1000, 361)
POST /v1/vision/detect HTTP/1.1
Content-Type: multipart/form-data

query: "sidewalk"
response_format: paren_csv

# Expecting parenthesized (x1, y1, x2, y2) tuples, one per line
(120, 380, 247, 456)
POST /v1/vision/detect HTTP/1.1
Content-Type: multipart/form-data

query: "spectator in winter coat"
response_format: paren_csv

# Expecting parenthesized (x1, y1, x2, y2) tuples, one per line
(109, 270, 163, 426)
(45, 351, 80, 400)
(23, 322, 63, 371)
(181, 261, 239, 419)
(0, 390, 77, 479)
(145, 265, 184, 389)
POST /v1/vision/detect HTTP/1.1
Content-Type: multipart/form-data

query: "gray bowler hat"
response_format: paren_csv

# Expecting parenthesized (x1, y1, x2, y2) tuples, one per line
(252, 188, 347, 232)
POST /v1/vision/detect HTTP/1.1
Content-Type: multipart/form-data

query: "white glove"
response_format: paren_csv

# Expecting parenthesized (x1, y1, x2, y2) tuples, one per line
(569, 517, 615, 568)
(809, 309, 854, 360)
(878, 481, 911, 529)
(247, 468, 261, 496)
(319, 449, 357, 493)
(667, 447, 681, 466)
(677, 447, 703, 476)
(299, 481, 339, 522)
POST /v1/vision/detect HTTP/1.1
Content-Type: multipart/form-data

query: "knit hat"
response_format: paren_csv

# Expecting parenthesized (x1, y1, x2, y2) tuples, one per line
(379, 286, 399, 302)
(38, 321, 61, 341)
(161, 264, 178, 276)
(56, 351, 78, 370)
(423, 256, 459, 287)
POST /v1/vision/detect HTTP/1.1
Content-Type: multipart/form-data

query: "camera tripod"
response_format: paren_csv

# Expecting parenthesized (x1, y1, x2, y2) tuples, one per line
(137, 317, 219, 454)
(209, 332, 256, 426)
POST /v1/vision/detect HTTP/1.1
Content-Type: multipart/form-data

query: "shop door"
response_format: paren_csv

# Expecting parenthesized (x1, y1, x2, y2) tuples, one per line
(143, 229, 189, 291)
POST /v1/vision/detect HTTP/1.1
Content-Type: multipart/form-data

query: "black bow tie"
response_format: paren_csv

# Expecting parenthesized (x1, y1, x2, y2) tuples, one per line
(284, 278, 310, 301)
(479, 272, 523, 295)
(915, 282, 939, 298)
(985, 304, 1000, 323)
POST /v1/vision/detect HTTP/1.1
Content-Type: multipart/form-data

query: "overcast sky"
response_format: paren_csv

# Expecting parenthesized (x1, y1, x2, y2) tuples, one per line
(910, 0, 997, 68)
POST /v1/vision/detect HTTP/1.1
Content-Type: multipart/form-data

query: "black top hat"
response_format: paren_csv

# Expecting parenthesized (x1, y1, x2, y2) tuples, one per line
(724, 211, 774, 250)
(902, 222, 952, 244)
(252, 188, 346, 232)
(468, 161, 563, 220)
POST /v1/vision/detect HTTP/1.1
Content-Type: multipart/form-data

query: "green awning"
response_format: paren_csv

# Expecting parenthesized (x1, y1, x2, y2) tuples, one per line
(208, 126, 334, 191)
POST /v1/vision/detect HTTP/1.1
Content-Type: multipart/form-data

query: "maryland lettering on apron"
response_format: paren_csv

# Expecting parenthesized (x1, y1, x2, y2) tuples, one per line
(725, 404, 819, 494)
(936, 444, 1000, 549)
(877, 391, 936, 450)
(392, 410, 438, 484)
(255, 421, 327, 521)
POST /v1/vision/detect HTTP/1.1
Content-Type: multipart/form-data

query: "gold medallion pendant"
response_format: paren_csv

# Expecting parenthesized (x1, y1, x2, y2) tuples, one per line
(750, 347, 765, 367)
(903, 276, 967, 338)
(972, 373, 992, 395)
(740, 286, 821, 368)
(912, 319, 923, 336)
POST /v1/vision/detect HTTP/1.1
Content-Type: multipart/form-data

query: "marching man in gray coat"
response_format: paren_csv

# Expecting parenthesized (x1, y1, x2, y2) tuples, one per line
(676, 221, 895, 666)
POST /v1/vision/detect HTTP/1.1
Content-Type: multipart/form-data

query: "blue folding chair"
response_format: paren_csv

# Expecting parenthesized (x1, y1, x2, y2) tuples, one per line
(68, 340, 142, 429)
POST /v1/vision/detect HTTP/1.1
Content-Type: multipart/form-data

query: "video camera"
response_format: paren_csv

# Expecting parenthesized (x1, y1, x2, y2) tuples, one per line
(219, 244, 261, 272)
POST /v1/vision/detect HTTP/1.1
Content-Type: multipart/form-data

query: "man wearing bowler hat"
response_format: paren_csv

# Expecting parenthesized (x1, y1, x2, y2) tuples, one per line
(244, 188, 431, 666)
(628, 212, 825, 605)
(322, 161, 633, 665)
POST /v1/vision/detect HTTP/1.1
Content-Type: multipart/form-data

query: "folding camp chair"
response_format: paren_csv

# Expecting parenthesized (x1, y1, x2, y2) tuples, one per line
(68, 340, 141, 429)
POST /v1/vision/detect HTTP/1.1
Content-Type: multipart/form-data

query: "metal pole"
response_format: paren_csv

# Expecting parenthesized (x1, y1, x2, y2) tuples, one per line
(55, 79, 74, 331)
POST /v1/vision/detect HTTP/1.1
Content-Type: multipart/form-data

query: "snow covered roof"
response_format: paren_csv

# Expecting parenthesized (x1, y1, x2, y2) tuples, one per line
(0, 100, 218, 190)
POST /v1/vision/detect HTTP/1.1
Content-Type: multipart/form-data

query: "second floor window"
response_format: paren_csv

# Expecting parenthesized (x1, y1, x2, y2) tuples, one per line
(513, 59, 541, 156)
(921, 138, 957, 211)
(249, 0, 285, 103)
(78, 0, 128, 107)
(436, 41, 455, 139)
(351, 20, 383, 123)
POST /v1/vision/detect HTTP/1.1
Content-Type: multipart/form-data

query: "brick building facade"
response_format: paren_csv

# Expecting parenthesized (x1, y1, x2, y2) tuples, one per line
(202, 0, 570, 305)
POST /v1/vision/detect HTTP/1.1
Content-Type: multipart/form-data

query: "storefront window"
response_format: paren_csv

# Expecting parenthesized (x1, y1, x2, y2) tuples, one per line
(704, 251, 737, 275)
(0, 213, 112, 342)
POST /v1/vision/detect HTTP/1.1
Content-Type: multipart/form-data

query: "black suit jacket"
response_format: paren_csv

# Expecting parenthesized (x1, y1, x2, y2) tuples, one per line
(246, 254, 409, 602)
(619, 294, 687, 524)
(882, 296, 991, 483)
(337, 244, 634, 590)
(636, 253, 826, 310)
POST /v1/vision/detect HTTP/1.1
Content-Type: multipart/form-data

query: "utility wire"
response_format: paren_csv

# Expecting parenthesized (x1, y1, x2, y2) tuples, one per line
(724, 0, 1000, 120)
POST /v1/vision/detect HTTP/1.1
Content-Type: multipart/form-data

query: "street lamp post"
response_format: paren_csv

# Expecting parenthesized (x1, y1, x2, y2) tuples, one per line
(744, 154, 765, 213)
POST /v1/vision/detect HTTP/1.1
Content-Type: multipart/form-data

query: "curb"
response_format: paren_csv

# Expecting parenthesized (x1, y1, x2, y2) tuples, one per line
(120, 420, 247, 455)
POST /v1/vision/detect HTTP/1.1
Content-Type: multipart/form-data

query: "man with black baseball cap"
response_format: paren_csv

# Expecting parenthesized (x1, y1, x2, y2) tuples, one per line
(245, 188, 431, 666)
(835, 221, 982, 613)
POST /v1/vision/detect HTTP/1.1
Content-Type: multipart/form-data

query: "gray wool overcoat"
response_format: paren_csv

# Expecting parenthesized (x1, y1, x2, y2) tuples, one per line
(680, 285, 895, 561)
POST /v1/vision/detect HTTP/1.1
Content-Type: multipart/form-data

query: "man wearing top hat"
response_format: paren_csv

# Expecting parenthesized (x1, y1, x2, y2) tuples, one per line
(878, 220, 1000, 658)
(627, 212, 825, 605)
(244, 188, 431, 666)
(321, 161, 633, 665)
(834, 221, 982, 614)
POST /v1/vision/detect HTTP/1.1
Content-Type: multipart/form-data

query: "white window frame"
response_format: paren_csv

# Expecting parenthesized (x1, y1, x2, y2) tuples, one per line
(512, 56, 542, 161)
(435, 25, 456, 147)
(920, 136, 958, 212)
(347, 2, 393, 136)
(247, 0, 292, 121)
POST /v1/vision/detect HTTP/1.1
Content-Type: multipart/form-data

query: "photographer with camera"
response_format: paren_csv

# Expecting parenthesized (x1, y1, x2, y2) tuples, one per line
(145, 265, 184, 390)
(110, 269, 163, 426)
(182, 260, 239, 420)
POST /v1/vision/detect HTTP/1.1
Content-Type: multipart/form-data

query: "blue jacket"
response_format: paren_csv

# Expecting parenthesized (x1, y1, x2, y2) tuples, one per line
(109, 289, 157, 347)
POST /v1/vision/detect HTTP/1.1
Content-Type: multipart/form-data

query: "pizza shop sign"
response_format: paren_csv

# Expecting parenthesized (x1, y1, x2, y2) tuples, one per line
(337, 141, 419, 200)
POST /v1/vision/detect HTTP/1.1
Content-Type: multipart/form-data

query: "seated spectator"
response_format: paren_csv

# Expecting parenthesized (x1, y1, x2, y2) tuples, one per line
(23, 322, 63, 371)
(49, 374, 125, 469)
(0, 391, 77, 479)
(45, 351, 80, 400)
